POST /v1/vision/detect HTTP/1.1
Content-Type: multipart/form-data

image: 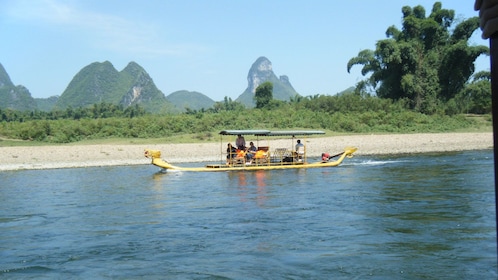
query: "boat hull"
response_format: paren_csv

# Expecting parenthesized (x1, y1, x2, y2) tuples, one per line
(146, 147, 357, 172)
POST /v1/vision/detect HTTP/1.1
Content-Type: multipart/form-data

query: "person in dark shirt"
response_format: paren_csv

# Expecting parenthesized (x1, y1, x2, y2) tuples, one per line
(245, 141, 257, 163)
(226, 143, 237, 164)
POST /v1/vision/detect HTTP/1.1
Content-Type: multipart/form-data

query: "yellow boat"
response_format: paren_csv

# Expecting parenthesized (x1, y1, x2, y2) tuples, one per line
(144, 130, 357, 172)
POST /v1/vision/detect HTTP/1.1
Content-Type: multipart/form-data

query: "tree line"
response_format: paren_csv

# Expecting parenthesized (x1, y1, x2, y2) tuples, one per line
(0, 92, 487, 143)
(0, 102, 147, 122)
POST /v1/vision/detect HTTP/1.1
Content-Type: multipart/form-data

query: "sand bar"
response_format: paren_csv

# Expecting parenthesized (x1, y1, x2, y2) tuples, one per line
(0, 132, 492, 171)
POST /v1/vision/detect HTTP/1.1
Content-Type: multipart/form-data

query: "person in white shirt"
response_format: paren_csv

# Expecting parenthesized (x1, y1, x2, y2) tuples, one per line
(295, 139, 304, 151)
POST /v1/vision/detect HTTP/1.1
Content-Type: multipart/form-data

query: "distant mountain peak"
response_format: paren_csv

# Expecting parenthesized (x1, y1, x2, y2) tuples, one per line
(247, 56, 274, 94)
(250, 56, 273, 72)
(55, 61, 174, 113)
(0, 63, 14, 88)
(236, 56, 299, 107)
(122, 61, 145, 76)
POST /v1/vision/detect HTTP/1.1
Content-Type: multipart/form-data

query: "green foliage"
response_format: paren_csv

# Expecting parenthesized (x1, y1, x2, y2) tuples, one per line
(254, 82, 274, 109)
(0, 93, 487, 144)
(453, 73, 492, 114)
(0, 102, 146, 122)
(209, 97, 246, 113)
(347, 2, 488, 114)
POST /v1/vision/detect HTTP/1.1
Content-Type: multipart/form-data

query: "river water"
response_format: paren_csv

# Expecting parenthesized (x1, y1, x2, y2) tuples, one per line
(0, 150, 496, 279)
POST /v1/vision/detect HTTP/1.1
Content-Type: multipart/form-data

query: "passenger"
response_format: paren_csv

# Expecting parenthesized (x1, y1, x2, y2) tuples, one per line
(236, 134, 246, 150)
(295, 139, 305, 161)
(295, 139, 304, 151)
(245, 141, 257, 163)
(226, 143, 237, 164)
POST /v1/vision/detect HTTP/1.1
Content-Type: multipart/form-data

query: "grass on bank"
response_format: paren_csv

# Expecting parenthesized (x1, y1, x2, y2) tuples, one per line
(0, 123, 492, 148)
(0, 109, 492, 147)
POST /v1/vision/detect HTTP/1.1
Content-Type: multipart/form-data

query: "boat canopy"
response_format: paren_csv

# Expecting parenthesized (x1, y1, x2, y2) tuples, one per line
(268, 130, 325, 136)
(219, 130, 325, 136)
(219, 130, 270, 136)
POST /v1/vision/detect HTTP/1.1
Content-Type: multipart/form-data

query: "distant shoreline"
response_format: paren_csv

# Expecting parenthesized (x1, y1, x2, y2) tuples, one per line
(0, 132, 492, 171)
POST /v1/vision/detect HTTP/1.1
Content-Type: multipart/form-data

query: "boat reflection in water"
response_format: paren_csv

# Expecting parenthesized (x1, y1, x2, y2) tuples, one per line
(230, 170, 268, 207)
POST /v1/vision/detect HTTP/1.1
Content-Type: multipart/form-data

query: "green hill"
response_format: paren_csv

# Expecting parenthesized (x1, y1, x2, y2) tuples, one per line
(54, 61, 174, 113)
(35, 96, 59, 111)
(166, 90, 215, 112)
(0, 63, 37, 111)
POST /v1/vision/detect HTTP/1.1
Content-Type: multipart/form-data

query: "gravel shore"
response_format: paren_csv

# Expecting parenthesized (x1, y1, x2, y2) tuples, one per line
(0, 132, 492, 171)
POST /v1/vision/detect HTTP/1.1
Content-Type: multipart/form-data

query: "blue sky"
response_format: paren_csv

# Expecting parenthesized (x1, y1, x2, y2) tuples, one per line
(0, 0, 489, 101)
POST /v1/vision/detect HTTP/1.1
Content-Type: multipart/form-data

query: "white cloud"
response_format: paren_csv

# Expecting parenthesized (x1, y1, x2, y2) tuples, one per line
(4, 0, 206, 57)
(6, 0, 83, 25)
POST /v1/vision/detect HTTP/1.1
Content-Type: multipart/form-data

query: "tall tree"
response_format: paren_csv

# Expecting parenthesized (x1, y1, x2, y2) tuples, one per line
(347, 2, 488, 113)
(254, 82, 274, 109)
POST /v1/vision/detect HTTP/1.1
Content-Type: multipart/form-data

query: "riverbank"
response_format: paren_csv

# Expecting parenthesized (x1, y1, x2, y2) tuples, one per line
(0, 132, 492, 171)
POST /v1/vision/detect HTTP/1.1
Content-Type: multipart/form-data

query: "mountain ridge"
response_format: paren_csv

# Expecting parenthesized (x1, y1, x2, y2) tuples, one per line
(0, 63, 37, 111)
(1, 58, 347, 112)
(54, 61, 175, 113)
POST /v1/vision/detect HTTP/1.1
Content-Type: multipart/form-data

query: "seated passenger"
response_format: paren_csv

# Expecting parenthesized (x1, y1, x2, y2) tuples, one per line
(226, 143, 237, 164)
(245, 142, 257, 163)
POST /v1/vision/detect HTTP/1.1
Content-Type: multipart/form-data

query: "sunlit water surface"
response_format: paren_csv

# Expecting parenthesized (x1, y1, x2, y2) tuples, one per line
(1, 150, 496, 279)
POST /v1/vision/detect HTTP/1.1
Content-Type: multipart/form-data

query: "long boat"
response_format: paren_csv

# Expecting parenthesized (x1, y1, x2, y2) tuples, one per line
(144, 130, 357, 172)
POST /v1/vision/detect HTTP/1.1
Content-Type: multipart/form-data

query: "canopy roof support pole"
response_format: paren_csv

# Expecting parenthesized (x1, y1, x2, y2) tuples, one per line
(490, 35, 498, 257)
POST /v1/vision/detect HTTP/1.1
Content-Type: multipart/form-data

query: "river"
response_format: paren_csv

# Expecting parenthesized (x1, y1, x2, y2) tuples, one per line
(1, 150, 496, 279)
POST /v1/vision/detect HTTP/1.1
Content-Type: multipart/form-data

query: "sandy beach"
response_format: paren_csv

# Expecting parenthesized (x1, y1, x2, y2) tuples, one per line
(0, 132, 493, 171)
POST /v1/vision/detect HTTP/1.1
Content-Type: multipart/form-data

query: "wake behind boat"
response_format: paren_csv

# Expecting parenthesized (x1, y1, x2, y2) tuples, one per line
(144, 130, 357, 172)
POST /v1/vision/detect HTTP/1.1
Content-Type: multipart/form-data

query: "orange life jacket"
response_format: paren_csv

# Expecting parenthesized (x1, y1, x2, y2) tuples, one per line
(254, 150, 266, 159)
(237, 150, 246, 157)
